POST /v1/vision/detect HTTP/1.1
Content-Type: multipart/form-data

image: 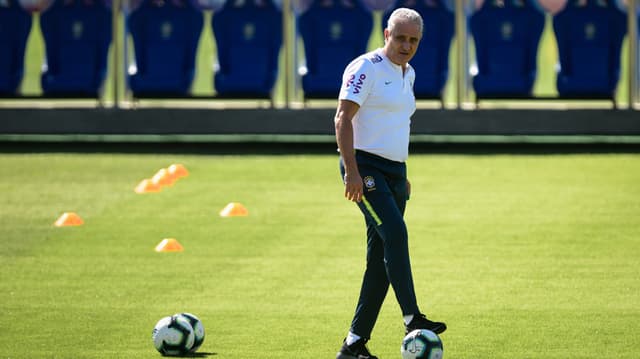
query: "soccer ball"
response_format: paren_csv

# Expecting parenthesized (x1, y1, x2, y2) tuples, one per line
(175, 312, 205, 353)
(152, 315, 195, 356)
(400, 329, 443, 359)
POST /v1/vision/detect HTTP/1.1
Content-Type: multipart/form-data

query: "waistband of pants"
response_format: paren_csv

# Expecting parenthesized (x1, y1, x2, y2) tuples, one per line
(355, 150, 405, 165)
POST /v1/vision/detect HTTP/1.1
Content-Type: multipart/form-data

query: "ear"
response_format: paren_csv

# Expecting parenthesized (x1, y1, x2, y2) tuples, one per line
(383, 28, 390, 43)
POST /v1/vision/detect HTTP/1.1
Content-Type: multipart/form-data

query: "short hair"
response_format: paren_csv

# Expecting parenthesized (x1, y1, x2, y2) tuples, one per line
(386, 8, 423, 35)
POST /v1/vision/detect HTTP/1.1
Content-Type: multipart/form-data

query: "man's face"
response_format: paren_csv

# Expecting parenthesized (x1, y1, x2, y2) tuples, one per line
(383, 20, 422, 67)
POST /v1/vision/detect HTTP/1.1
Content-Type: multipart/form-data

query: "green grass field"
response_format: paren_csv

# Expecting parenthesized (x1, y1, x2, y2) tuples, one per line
(1, 148, 639, 358)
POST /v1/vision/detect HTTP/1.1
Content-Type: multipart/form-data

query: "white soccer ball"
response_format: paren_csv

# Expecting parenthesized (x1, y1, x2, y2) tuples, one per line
(175, 312, 205, 353)
(401, 329, 444, 359)
(152, 315, 195, 356)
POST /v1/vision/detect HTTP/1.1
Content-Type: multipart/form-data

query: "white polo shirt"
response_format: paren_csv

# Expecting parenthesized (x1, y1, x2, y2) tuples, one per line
(338, 48, 416, 162)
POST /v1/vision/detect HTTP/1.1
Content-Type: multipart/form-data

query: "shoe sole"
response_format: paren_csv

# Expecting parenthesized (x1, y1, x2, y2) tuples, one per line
(336, 352, 358, 359)
(337, 352, 377, 359)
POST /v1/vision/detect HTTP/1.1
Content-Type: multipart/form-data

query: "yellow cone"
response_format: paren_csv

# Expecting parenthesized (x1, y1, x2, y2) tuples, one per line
(54, 212, 84, 227)
(135, 179, 161, 194)
(155, 238, 184, 252)
(219, 202, 249, 217)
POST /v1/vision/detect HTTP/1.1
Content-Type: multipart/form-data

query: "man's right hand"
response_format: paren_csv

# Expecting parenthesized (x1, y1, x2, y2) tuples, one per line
(343, 172, 363, 203)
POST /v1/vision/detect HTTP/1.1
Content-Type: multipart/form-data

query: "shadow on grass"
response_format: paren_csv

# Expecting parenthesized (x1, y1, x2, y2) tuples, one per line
(180, 352, 217, 357)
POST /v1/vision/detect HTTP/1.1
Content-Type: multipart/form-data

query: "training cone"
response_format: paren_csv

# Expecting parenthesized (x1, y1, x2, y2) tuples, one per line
(54, 212, 84, 227)
(151, 168, 175, 187)
(135, 179, 161, 194)
(219, 202, 249, 217)
(167, 164, 189, 179)
(155, 238, 184, 252)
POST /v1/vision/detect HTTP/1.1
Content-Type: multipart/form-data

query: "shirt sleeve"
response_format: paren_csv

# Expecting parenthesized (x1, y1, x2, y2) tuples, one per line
(338, 58, 375, 107)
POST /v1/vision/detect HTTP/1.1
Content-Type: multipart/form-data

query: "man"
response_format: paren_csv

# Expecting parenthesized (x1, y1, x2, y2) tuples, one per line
(334, 8, 446, 359)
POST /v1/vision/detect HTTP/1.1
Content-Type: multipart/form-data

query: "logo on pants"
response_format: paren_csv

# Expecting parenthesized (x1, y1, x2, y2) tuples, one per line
(363, 176, 376, 191)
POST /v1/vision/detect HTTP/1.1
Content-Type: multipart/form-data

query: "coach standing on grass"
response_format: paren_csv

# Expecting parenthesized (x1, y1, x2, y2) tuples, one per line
(334, 7, 446, 359)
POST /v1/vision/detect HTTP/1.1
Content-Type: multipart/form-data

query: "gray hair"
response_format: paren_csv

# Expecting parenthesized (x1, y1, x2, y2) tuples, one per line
(386, 8, 423, 35)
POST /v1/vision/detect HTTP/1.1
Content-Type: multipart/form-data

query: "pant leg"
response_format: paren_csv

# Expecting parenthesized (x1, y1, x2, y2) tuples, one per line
(360, 182, 419, 317)
(349, 220, 389, 339)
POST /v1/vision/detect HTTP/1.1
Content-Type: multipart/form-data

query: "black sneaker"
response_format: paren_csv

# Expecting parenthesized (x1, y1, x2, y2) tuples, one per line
(405, 313, 447, 334)
(336, 338, 378, 359)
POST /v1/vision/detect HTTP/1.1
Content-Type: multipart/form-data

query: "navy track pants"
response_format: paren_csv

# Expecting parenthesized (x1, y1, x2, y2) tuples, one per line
(339, 150, 420, 339)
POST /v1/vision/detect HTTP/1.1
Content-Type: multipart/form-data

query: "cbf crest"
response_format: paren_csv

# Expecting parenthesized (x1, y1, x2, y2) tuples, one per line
(363, 176, 376, 191)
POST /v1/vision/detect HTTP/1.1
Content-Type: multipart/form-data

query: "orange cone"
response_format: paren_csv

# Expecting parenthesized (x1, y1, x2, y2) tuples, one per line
(219, 202, 249, 217)
(135, 179, 161, 194)
(155, 238, 184, 252)
(167, 164, 189, 179)
(151, 168, 175, 187)
(54, 212, 84, 227)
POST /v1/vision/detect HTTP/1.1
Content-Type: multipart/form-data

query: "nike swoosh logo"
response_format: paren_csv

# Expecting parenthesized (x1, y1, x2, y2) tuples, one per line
(384, 81, 392, 85)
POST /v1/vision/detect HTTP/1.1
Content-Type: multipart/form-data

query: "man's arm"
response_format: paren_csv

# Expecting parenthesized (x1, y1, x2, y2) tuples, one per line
(335, 99, 362, 203)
